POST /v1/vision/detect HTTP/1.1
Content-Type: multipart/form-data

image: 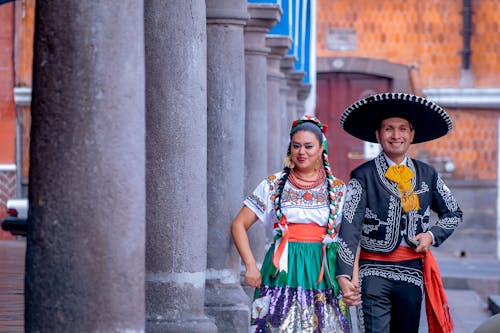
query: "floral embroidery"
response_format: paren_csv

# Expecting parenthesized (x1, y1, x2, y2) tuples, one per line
(303, 191, 313, 201)
(252, 294, 271, 319)
(247, 194, 267, 213)
(281, 184, 328, 207)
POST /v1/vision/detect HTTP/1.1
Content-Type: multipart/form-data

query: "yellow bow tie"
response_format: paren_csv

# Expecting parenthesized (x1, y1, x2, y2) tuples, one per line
(385, 165, 420, 212)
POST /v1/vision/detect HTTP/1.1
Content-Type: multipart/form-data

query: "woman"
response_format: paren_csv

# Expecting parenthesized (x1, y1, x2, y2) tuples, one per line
(231, 115, 352, 332)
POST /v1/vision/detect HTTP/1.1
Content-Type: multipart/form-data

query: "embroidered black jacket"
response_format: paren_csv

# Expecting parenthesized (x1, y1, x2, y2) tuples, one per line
(336, 153, 463, 277)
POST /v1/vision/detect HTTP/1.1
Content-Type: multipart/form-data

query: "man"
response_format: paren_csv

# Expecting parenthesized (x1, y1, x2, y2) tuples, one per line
(335, 93, 462, 333)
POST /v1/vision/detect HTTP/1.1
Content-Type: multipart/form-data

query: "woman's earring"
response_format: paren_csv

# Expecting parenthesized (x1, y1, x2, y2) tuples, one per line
(284, 156, 295, 169)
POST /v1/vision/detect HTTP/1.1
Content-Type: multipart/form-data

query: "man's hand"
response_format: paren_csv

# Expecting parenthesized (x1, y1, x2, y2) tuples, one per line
(413, 232, 433, 253)
(337, 276, 362, 306)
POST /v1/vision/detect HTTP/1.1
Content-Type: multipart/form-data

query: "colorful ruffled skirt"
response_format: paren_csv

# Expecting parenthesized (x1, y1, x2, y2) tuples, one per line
(250, 241, 352, 332)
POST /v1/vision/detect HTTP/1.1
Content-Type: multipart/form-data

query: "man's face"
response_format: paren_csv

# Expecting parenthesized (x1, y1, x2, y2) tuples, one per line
(375, 117, 415, 164)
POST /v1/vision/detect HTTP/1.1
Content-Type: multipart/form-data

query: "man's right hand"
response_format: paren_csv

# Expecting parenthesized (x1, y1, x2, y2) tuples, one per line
(337, 276, 362, 306)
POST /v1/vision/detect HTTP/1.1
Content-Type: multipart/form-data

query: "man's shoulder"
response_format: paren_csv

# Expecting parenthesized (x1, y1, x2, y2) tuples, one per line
(351, 159, 376, 177)
(410, 158, 437, 173)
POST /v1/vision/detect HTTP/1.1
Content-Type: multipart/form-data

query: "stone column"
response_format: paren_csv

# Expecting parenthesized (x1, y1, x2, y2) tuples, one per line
(205, 0, 250, 331)
(297, 83, 312, 116)
(266, 35, 291, 175)
(26, 2, 145, 332)
(288, 71, 306, 120)
(243, 3, 281, 281)
(144, 1, 217, 332)
(279, 55, 297, 156)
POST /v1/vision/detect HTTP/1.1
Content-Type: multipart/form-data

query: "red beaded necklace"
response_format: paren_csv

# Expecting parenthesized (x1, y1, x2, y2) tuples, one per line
(288, 168, 326, 190)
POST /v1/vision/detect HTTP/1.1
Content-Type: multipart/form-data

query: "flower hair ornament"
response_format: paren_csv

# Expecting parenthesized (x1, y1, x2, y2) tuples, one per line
(272, 115, 345, 291)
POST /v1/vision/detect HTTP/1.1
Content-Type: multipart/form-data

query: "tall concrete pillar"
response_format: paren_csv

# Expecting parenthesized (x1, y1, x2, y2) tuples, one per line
(144, 1, 217, 332)
(244, 3, 281, 279)
(266, 35, 291, 174)
(298, 83, 312, 116)
(26, 2, 145, 332)
(279, 55, 297, 155)
(288, 71, 306, 120)
(206, 0, 250, 331)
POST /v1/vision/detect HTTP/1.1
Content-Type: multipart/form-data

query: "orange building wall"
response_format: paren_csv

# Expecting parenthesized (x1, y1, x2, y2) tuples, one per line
(0, 2, 16, 164)
(0, 2, 16, 240)
(14, 0, 35, 180)
(14, 0, 35, 88)
(317, 0, 500, 180)
(410, 109, 500, 180)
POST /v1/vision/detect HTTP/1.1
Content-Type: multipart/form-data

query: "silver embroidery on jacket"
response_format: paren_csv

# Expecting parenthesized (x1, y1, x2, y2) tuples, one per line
(415, 181, 429, 195)
(437, 177, 459, 211)
(344, 178, 362, 224)
(338, 237, 355, 267)
(437, 216, 461, 230)
(361, 196, 401, 252)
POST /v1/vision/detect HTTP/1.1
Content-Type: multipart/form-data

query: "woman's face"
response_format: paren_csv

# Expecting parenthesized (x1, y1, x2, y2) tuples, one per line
(290, 130, 323, 173)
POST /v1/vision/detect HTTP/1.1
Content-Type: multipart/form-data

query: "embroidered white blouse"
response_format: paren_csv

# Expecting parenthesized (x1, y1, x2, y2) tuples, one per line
(244, 172, 345, 229)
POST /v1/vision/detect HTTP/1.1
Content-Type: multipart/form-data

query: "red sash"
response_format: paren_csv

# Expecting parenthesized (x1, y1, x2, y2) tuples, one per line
(272, 223, 329, 284)
(287, 223, 326, 242)
(360, 246, 454, 333)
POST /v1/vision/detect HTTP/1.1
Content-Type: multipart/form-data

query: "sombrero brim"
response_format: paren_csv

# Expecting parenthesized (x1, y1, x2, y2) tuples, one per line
(339, 93, 452, 144)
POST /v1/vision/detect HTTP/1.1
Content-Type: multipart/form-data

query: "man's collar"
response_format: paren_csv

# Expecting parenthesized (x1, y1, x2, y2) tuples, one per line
(383, 153, 408, 166)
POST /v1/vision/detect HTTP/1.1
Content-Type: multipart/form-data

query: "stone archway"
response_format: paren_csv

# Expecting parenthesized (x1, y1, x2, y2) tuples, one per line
(317, 57, 411, 93)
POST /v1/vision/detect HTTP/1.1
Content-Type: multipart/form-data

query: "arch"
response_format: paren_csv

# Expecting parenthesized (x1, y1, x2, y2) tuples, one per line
(316, 57, 411, 93)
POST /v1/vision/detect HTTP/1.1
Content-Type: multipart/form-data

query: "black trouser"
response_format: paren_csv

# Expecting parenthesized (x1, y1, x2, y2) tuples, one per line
(359, 259, 423, 333)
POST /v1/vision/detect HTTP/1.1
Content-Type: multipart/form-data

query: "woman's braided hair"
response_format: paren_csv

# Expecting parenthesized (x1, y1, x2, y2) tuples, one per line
(273, 115, 344, 238)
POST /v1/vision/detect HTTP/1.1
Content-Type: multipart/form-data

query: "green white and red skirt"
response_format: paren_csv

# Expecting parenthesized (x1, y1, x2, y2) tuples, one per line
(250, 231, 352, 332)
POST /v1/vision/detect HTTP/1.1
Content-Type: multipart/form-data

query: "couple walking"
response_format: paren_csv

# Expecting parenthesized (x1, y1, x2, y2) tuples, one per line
(232, 93, 462, 333)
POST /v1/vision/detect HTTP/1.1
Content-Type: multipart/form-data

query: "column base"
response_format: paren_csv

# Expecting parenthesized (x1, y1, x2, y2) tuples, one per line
(205, 280, 251, 332)
(146, 316, 217, 333)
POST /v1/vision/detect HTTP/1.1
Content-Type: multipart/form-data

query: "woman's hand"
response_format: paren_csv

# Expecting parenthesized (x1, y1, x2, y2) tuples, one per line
(244, 263, 262, 288)
(337, 276, 362, 306)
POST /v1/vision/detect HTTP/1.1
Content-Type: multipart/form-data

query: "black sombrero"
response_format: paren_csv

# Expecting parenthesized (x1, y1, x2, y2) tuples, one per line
(339, 92, 453, 144)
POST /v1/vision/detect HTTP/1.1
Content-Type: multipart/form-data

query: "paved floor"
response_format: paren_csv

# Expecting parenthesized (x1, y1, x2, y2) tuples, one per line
(348, 288, 492, 333)
(0, 240, 24, 333)
(446, 289, 492, 333)
(0, 239, 499, 332)
(432, 251, 500, 333)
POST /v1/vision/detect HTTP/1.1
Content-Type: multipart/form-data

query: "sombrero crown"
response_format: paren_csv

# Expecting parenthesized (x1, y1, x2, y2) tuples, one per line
(339, 92, 453, 144)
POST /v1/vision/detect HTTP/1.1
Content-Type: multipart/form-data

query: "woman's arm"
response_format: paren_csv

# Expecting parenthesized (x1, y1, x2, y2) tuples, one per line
(352, 245, 360, 288)
(231, 205, 261, 288)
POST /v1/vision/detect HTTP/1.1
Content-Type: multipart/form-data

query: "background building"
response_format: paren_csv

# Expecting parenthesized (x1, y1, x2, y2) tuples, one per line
(315, 0, 500, 259)
(0, 0, 33, 240)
